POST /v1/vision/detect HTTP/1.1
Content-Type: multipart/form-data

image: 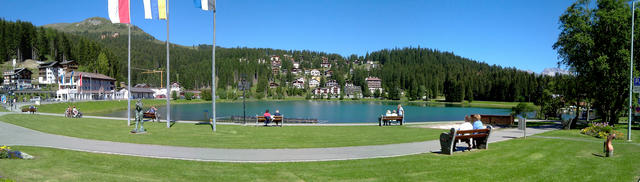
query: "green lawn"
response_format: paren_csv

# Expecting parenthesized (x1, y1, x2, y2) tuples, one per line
(537, 123, 640, 142)
(0, 114, 443, 149)
(1, 133, 639, 181)
(29, 99, 207, 114)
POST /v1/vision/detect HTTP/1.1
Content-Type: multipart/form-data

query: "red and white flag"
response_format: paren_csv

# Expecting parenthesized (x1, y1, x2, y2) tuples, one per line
(108, 0, 130, 24)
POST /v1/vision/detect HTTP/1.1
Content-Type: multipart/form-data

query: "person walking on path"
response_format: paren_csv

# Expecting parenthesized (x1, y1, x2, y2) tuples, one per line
(397, 104, 404, 123)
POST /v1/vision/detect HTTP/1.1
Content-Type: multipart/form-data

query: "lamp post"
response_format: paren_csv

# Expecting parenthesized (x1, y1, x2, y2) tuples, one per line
(630, 1, 637, 141)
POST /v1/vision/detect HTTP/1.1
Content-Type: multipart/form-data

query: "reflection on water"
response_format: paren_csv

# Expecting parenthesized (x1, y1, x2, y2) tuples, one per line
(100, 100, 511, 123)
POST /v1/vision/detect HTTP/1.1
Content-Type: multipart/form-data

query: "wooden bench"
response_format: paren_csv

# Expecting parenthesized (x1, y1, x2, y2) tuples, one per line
(22, 107, 37, 114)
(256, 115, 283, 127)
(379, 115, 404, 126)
(439, 127, 492, 155)
(143, 112, 160, 122)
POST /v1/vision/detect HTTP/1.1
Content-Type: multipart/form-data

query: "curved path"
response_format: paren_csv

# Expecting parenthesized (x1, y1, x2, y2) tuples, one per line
(0, 113, 558, 162)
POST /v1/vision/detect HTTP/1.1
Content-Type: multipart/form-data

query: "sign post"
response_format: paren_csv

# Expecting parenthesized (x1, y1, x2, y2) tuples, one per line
(518, 117, 526, 139)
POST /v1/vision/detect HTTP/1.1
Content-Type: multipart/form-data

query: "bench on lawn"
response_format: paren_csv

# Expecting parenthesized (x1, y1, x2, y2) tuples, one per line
(22, 107, 37, 114)
(379, 115, 404, 126)
(439, 127, 492, 155)
(256, 115, 283, 127)
(143, 112, 160, 122)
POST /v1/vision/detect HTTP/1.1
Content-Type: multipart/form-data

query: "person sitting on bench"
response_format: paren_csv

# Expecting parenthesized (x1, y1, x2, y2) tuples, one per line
(263, 109, 272, 126)
(72, 106, 79, 118)
(457, 115, 474, 150)
(472, 114, 485, 129)
(148, 106, 157, 114)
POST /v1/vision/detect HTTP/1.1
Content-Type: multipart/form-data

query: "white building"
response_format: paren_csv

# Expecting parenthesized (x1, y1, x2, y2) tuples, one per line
(326, 80, 338, 87)
(57, 72, 116, 101)
(38, 61, 63, 84)
(116, 87, 155, 100)
(293, 62, 300, 69)
(309, 79, 320, 88)
(313, 86, 340, 96)
(310, 69, 321, 77)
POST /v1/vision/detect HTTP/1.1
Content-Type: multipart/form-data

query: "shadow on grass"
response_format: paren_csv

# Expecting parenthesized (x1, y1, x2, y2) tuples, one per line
(592, 153, 606, 158)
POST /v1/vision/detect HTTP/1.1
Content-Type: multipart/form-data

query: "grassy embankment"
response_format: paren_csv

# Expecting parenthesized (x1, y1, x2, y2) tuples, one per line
(0, 114, 443, 149)
(27, 99, 208, 114)
(1, 132, 638, 181)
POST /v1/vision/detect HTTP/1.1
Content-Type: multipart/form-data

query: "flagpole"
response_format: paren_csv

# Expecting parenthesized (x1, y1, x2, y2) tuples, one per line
(127, 0, 131, 126)
(127, 24, 131, 126)
(211, 3, 216, 132)
(166, 0, 171, 128)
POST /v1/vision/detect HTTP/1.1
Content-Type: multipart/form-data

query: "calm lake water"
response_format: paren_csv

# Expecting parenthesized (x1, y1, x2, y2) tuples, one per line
(100, 100, 511, 123)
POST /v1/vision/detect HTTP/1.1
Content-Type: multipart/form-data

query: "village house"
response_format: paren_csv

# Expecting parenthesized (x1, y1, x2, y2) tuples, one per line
(309, 79, 320, 88)
(269, 82, 280, 89)
(366, 77, 383, 94)
(293, 61, 300, 69)
(324, 70, 333, 77)
(3, 68, 33, 90)
(326, 79, 338, 87)
(292, 78, 305, 89)
(57, 72, 116, 101)
(304, 69, 311, 75)
(310, 69, 321, 77)
(291, 68, 300, 75)
(312, 86, 340, 96)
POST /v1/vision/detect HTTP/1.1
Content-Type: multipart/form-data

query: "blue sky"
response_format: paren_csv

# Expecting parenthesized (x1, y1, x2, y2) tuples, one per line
(0, 0, 575, 73)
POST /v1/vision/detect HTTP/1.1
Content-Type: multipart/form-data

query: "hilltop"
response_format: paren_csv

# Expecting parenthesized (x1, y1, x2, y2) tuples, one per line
(43, 17, 157, 42)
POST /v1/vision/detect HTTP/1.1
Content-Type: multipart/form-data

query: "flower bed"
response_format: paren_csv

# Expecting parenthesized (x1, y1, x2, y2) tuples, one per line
(0, 145, 33, 159)
(580, 122, 624, 139)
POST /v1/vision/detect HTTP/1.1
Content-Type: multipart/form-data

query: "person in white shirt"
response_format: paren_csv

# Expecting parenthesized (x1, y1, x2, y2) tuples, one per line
(456, 115, 474, 150)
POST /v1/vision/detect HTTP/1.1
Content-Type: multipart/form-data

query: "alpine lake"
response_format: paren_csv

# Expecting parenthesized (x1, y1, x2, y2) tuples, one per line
(100, 100, 511, 123)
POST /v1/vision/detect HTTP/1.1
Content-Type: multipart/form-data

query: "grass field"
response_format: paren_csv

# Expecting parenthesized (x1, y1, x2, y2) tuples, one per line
(1, 134, 639, 181)
(0, 114, 443, 149)
(28, 99, 208, 114)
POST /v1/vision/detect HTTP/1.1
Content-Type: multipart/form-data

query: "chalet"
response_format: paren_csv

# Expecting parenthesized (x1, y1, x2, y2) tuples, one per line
(269, 82, 280, 89)
(291, 68, 300, 75)
(366, 77, 383, 94)
(310, 69, 321, 77)
(326, 80, 338, 87)
(324, 70, 333, 77)
(309, 79, 320, 88)
(3, 68, 33, 89)
(293, 62, 300, 69)
(57, 72, 116, 101)
(272, 67, 280, 75)
(293, 80, 305, 89)
(313, 86, 340, 96)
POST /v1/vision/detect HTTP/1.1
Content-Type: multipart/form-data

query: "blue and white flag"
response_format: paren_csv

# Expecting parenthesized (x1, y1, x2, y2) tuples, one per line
(143, 0, 166, 20)
(194, 0, 215, 11)
(70, 71, 74, 84)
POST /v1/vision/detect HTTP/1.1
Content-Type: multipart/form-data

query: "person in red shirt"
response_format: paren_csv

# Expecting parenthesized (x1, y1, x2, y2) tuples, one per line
(263, 109, 272, 126)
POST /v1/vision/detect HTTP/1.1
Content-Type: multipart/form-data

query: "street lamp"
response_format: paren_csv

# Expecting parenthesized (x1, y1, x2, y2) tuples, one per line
(630, 1, 637, 141)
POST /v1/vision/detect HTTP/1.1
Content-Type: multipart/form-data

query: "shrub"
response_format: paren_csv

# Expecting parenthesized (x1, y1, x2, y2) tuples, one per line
(580, 122, 624, 139)
(0, 145, 10, 159)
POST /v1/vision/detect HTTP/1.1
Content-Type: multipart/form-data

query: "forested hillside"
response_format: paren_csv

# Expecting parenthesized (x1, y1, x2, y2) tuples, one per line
(1, 17, 553, 103)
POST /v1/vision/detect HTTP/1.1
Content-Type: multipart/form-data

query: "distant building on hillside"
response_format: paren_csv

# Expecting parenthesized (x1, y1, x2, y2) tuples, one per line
(326, 80, 338, 87)
(310, 69, 321, 77)
(366, 77, 383, 94)
(313, 86, 340, 96)
(309, 79, 320, 88)
(3, 68, 33, 90)
(344, 84, 362, 99)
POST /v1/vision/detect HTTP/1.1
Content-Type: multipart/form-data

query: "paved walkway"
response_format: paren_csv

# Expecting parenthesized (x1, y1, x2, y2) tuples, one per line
(0, 114, 558, 162)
